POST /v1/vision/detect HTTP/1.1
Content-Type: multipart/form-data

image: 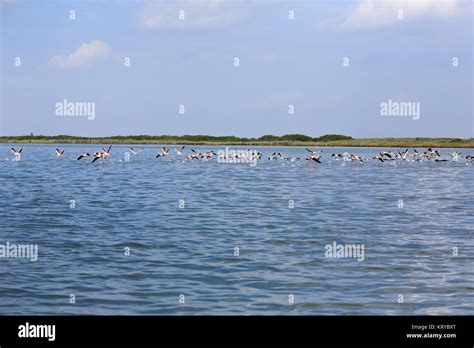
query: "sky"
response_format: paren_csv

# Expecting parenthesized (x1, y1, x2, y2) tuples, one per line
(0, 0, 472, 138)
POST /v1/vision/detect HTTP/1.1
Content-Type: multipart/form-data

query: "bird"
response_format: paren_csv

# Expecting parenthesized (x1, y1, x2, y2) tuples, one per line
(380, 151, 395, 159)
(268, 152, 283, 160)
(187, 153, 199, 160)
(306, 154, 321, 163)
(306, 148, 321, 155)
(424, 148, 441, 159)
(186, 149, 200, 160)
(412, 149, 423, 161)
(372, 154, 385, 162)
(450, 152, 462, 161)
(349, 154, 365, 162)
(201, 150, 217, 159)
(156, 147, 170, 158)
(11, 147, 23, 156)
(397, 149, 409, 160)
(77, 153, 90, 160)
(285, 157, 301, 162)
(55, 148, 65, 157)
(91, 153, 104, 163)
(92, 145, 112, 163)
(130, 147, 142, 155)
(175, 145, 185, 156)
(101, 145, 112, 155)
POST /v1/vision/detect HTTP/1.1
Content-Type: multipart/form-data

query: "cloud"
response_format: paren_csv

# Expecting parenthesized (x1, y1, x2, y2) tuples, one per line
(50, 40, 111, 69)
(342, 0, 458, 30)
(137, 0, 260, 30)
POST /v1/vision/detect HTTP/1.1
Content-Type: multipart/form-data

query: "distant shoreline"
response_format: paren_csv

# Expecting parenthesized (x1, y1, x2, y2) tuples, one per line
(1, 135, 473, 148)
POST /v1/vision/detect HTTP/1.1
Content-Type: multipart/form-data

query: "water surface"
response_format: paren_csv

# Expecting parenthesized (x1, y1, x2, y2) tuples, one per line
(0, 144, 473, 315)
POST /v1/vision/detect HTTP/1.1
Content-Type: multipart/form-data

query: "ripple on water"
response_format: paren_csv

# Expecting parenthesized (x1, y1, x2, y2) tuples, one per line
(0, 145, 473, 314)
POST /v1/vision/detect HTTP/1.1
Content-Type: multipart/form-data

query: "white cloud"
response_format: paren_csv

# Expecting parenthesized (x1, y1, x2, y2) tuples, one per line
(50, 40, 111, 69)
(137, 0, 260, 30)
(342, 0, 458, 30)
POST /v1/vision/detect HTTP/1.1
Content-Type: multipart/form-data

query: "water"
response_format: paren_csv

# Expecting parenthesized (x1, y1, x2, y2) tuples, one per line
(0, 144, 473, 315)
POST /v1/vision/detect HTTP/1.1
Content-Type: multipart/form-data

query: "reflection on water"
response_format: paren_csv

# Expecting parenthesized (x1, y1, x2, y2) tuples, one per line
(0, 145, 473, 315)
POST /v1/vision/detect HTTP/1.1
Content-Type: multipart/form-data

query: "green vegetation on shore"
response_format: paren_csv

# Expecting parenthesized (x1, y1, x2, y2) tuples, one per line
(1, 134, 473, 148)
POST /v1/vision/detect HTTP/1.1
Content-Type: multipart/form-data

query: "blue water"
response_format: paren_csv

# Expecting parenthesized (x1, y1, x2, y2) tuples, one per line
(0, 144, 473, 315)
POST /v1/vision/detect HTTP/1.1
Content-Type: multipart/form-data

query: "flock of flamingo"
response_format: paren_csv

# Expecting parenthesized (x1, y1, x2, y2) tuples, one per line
(7, 146, 474, 164)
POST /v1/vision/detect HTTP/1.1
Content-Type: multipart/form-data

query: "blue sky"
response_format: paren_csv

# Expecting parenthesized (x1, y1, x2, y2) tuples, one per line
(0, 0, 472, 138)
